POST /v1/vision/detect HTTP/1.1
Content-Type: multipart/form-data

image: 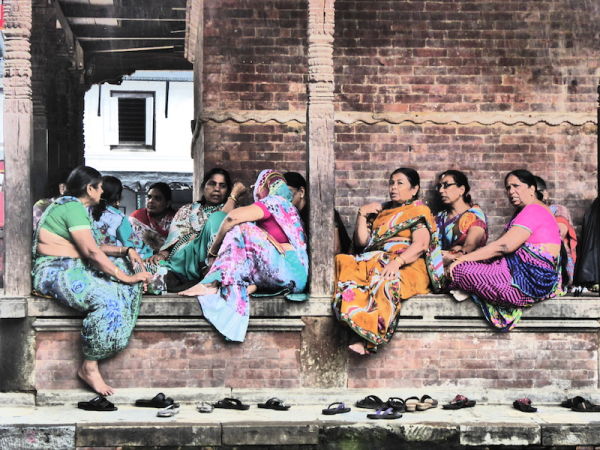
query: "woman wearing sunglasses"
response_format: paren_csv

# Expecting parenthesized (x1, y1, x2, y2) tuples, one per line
(435, 170, 488, 268)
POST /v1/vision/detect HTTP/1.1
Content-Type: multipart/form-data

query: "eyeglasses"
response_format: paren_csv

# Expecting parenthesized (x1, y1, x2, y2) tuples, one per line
(436, 182, 457, 190)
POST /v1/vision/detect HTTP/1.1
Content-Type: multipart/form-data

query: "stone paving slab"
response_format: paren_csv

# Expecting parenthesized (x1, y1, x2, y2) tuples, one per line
(1, 403, 600, 448)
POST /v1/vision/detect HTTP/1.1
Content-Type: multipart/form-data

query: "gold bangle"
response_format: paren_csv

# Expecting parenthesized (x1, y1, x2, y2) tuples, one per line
(397, 256, 406, 266)
(114, 267, 120, 278)
(228, 194, 238, 203)
(208, 248, 218, 257)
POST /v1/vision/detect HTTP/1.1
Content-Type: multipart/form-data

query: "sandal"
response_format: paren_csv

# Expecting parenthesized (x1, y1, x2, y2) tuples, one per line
(571, 397, 600, 412)
(135, 393, 178, 409)
(77, 395, 117, 412)
(322, 402, 351, 415)
(157, 403, 180, 417)
(404, 396, 419, 412)
(355, 395, 385, 410)
(442, 394, 476, 410)
(213, 397, 250, 410)
(257, 398, 291, 411)
(197, 402, 214, 413)
(560, 396, 585, 408)
(367, 406, 403, 420)
(416, 395, 439, 411)
(513, 398, 537, 413)
(384, 397, 406, 413)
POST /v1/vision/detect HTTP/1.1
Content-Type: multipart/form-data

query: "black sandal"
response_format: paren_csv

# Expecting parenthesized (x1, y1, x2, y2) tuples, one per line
(213, 397, 250, 410)
(367, 406, 403, 420)
(134, 392, 178, 409)
(355, 395, 385, 410)
(571, 397, 600, 412)
(77, 395, 117, 411)
(257, 397, 291, 411)
(513, 398, 537, 413)
(322, 402, 351, 415)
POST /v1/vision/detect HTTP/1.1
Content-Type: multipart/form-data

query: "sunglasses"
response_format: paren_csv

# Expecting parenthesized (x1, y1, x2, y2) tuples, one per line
(436, 182, 457, 190)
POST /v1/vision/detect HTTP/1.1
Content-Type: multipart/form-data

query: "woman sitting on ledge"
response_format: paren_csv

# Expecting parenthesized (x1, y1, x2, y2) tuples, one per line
(145, 168, 245, 293)
(180, 169, 308, 342)
(91, 175, 153, 262)
(32, 166, 151, 396)
(333, 168, 444, 355)
(449, 169, 561, 331)
(130, 182, 176, 252)
(435, 170, 488, 267)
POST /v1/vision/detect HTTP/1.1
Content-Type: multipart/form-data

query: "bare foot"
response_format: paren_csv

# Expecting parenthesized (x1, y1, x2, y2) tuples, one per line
(348, 342, 369, 355)
(247, 284, 257, 295)
(178, 282, 218, 297)
(77, 360, 114, 396)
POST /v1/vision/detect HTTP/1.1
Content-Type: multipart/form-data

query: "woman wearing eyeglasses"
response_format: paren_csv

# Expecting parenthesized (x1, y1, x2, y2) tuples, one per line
(435, 170, 488, 268)
(448, 169, 561, 331)
(333, 168, 444, 355)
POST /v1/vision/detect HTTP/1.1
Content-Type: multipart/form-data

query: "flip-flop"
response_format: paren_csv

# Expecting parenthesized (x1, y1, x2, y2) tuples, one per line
(322, 402, 351, 415)
(157, 403, 180, 417)
(197, 402, 214, 413)
(135, 393, 178, 409)
(213, 397, 250, 410)
(258, 397, 291, 411)
(416, 395, 439, 411)
(367, 406, 403, 420)
(77, 395, 117, 412)
(571, 398, 600, 412)
(442, 394, 476, 410)
(403, 396, 419, 412)
(355, 395, 385, 410)
(513, 398, 537, 413)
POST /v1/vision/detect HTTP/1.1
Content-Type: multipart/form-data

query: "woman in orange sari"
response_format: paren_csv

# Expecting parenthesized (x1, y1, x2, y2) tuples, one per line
(333, 168, 444, 355)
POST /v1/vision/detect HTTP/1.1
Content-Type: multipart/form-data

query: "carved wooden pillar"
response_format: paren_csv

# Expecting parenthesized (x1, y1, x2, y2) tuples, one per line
(307, 0, 336, 297)
(3, 0, 34, 296)
(189, 0, 204, 201)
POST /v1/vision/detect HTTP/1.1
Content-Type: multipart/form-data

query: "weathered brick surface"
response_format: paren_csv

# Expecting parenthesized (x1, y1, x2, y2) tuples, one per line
(347, 331, 599, 390)
(35, 331, 302, 390)
(202, 0, 599, 239)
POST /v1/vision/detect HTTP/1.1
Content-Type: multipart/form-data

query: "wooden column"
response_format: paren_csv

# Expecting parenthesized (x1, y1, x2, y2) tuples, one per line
(189, 0, 205, 201)
(3, 0, 34, 296)
(307, 0, 336, 297)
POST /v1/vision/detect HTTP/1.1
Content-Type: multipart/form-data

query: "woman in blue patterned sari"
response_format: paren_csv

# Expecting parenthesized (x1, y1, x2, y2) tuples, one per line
(32, 166, 151, 396)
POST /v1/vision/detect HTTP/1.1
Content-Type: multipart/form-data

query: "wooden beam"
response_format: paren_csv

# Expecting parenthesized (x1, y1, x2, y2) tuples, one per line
(191, 0, 204, 201)
(54, 0, 84, 71)
(3, 0, 34, 296)
(307, 0, 336, 298)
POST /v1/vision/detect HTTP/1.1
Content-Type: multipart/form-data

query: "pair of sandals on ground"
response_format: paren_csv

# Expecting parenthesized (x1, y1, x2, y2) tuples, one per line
(323, 394, 446, 420)
(512, 396, 600, 413)
(77, 393, 290, 415)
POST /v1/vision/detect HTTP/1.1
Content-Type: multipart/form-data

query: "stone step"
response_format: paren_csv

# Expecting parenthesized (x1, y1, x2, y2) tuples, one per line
(1, 400, 600, 448)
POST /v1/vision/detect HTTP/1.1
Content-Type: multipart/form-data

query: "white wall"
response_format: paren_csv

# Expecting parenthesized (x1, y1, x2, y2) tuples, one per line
(84, 71, 193, 173)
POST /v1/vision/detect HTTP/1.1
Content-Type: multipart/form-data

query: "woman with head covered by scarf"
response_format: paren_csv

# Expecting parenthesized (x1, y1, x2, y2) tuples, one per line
(180, 170, 308, 342)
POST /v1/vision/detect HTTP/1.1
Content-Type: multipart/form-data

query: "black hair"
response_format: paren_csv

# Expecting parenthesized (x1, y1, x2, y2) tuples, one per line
(534, 175, 547, 192)
(91, 176, 122, 221)
(390, 167, 420, 200)
(200, 167, 232, 204)
(283, 172, 307, 190)
(64, 166, 102, 198)
(439, 169, 473, 205)
(505, 169, 542, 200)
(148, 182, 172, 202)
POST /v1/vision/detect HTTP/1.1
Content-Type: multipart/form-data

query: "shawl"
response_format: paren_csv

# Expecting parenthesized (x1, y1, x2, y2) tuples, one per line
(436, 205, 488, 250)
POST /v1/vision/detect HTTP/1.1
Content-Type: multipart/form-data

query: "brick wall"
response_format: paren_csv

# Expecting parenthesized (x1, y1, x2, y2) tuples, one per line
(333, 0, 599, 238)
(201, 0, 599, 239)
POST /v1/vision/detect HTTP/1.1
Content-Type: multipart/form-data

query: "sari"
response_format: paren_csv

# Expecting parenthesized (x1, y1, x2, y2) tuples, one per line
(197, 170, 308, 342)
(550, 204, 577, 287)
(436, 205, 488, 251)
(450, 203, 561, 331)
(333, 200, 444, 351)
(32, 197, 142, 360)
(129, 207, 176, 251)
(92, 205, 153, 259)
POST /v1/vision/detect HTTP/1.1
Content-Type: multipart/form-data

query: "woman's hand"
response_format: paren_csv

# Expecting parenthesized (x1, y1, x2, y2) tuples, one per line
(123, 271, 152, 285)
(381, 258, 403, 280)
(359, 202, 383, 218)
(447, 259, 465, 279)
(442, 250, 460, 266)
(146, 251, 168, 265)
(231, 182, 247, 199)
(126, 248, 145, 269)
